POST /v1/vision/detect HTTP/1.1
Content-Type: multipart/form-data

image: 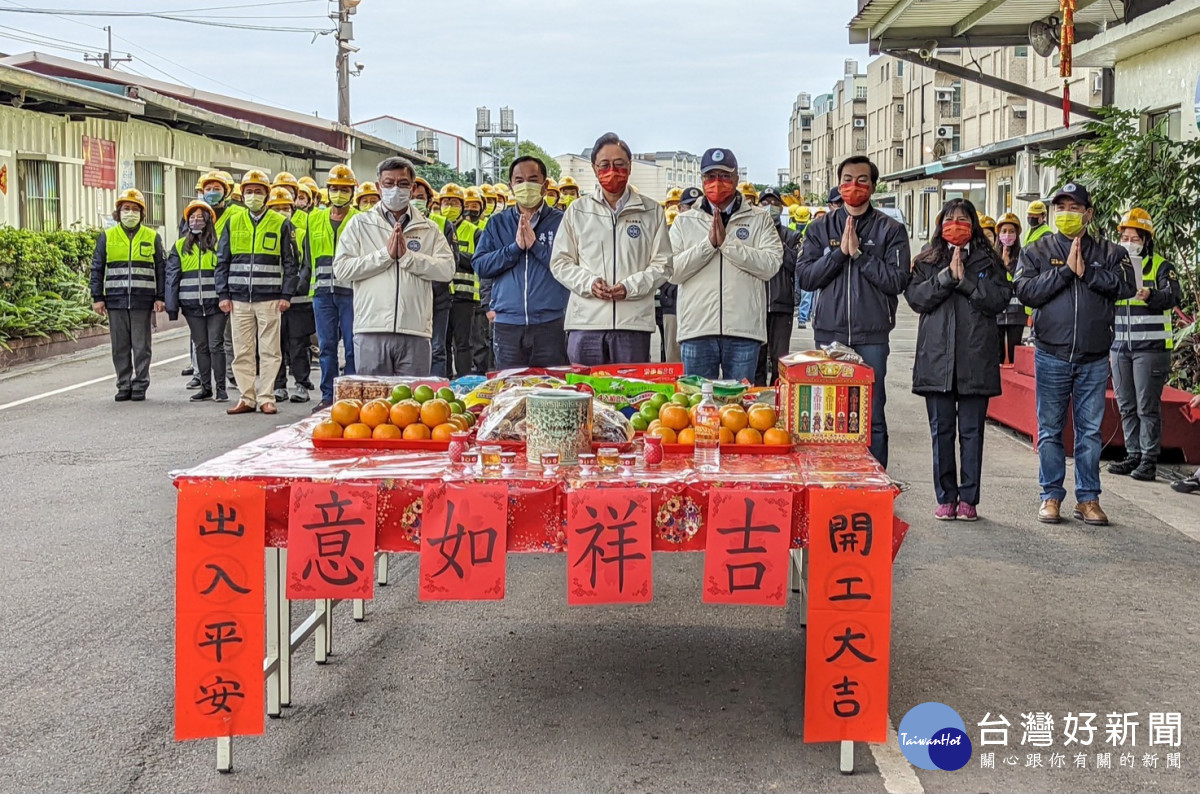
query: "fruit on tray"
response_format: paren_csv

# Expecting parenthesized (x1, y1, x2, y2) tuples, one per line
(644, 403, 790, 446)
(314, 391, 475, 440)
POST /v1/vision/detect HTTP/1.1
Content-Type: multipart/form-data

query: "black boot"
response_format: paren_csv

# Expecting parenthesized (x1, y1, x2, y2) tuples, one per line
(1107, 455, 1140, 475)
(190, 386, 214, 402)
(1131, 459, 1157, 482)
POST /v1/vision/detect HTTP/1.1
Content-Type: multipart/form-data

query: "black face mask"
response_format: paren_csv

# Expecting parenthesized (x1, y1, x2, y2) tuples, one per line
(1027, 216, 1040, 228)
(465, 210, 481, 222)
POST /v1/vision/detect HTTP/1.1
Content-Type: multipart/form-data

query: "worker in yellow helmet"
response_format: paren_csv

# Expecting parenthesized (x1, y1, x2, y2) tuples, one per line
(216, 170, 299, 415)
(979, 214, 997, 247)
(480, 184, 498, 224)
(543, 177, 560, 208)
(463, 186, 485, 226)
(230, 182, 243, 207)
(791, 206, 816, 328)
(558, 176, 580, 208)
(167, 199, 228, 402)
(664, 186, 683, 212)
(1023, 200, 1052, 246)
(737, 181, 759, 206)
(356, 181, 381, 211)
(441, 183, 489, 376)
(90, 187, 167, 401)
(265, 185, 315, 403)
(297, 176, 320, 213)
(306, 163, 358, 410)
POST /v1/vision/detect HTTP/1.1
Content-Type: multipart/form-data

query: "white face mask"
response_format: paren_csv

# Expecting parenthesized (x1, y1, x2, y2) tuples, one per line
(120, 209, 141, 228)
(765, 205, 782, 221)
(381, 186, 410, 212)
(1121, 241, 1143, 258)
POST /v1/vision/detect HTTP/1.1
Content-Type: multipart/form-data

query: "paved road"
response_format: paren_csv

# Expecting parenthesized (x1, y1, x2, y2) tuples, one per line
(0, 310, 1196, 793)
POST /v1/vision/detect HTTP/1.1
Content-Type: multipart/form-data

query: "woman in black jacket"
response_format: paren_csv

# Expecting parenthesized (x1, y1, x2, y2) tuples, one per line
(994, 213, 1026, 365)
(166, 201, 227, 403)
(904, 199, 1012, 521)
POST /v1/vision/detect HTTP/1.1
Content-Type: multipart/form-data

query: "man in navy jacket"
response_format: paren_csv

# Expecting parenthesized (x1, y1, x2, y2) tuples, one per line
(473, 155, 569, 369)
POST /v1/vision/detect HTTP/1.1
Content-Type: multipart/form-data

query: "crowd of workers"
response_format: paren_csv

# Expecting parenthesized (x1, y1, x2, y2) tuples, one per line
(89, 132, 1200, 516)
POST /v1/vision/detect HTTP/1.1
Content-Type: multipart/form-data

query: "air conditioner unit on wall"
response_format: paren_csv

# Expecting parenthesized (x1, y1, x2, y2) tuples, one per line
(1039, 166, 1059, 198)
(935, 87, 954, 100)
(801, 143, 812, 152)
(1015, 149, 1040, 200)
(936, 125, 956, 139)
(1012, 106, 1028, 118)
(853, 118, 866, 128)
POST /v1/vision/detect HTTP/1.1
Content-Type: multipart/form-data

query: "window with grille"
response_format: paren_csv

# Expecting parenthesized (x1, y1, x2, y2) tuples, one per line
(176, 168, 202, 222)
(135, 161, 166, 227)
(17, 159, 61, 232)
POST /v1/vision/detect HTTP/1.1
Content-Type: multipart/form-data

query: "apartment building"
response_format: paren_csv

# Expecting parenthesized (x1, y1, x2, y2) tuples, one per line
(554, 149, 702, 201)
(787, 92, 814, 185)
(803, 60, 868, 201)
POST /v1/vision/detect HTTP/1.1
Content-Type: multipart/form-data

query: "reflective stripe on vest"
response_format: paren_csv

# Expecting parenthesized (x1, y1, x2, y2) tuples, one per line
(174, 238, 219, 302)
(449, 221, 479, 300)
(1004, 268, 1023, 309)
(228, 210, 286, 298)
(103, 225, 158, 297)
(1114, 254, 1172, 348)
(307, 206, 358, 294)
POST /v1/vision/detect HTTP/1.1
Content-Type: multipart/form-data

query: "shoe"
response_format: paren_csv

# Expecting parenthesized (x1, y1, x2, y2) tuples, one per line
(114, 391, 132, 402)
(181, 366, 194, 377)
(1130, 461, 1157, 482)
(274, 387, 289, 402)
(1072, 500, 1109, 526)
(934, 503, 958, 521)
(226, 401, 256, 415)
(1038, 498, 1062, 524)
(186, 376, 203, 390)
(190, 389, 213, 402)
(1171, 477, 1200, 494)
(312, 400, 332, 414)
(1107, 456, 1140, 475)
(957, 503, 979, 521)
(797, 321, 807, 329)
(131, 393, 146, 402)
(214, 388, 230, 403)
(260, 402, 278, 415)
(290, 383, 310, 403)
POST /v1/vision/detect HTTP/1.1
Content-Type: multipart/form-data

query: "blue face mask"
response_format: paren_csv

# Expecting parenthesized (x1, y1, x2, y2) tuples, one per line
(203, 190, 224, 207)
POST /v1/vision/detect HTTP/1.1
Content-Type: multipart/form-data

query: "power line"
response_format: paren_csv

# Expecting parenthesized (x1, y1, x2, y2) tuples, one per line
(1, 0, 322, 14)
(0, 23, 99, 53)
(1, 7, 332, 33)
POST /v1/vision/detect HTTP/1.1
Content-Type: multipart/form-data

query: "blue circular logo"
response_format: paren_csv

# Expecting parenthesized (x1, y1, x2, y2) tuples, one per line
(897, 702, 973, 771)
(627, 225, 641, 239)
(736, 227, 750, 240)
(407, 240, 421, 251)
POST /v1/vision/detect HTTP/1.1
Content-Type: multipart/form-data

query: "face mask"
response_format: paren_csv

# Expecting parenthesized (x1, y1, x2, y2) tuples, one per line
(465, 209, 481, 222)
(999, 231, 1017, 247)
(1054, 211, 1085, 237)
(561, 195, 575, 207)
(765, 205, 782, 221)
(412, 199, 428, 215)
(596, 166, 630, 195)
(942, 220, 973, 247)
(381, 186, 410, 211)
(1121, 241, 1143, 258)
(545, 196, 558, 208)
(243, 193, 266, 213)
(277, 208, 293, 219)
(513, 182, 544, 209)
(484, 203, 495, 216)
(328, 189, 353, 207)
(838, 182, 872, 208)
(120, 209, 141, 228)
(703, 179, 736, 206)
(442, 204, 462, 222)
(203, 190, 224, 207)
(188, 219, 206, 234)
(1027, 216, 1041, 228)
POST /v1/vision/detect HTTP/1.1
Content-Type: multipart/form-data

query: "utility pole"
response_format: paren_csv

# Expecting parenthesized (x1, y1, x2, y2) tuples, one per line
(333, 0, 362, 126)
(84, 26, 131, 70)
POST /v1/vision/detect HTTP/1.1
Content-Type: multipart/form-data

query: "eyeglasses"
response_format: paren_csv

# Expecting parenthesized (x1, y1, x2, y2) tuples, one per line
(378, 179, 412, 189)
(703, 172, 736, 182)
(595, 161, 630, 171)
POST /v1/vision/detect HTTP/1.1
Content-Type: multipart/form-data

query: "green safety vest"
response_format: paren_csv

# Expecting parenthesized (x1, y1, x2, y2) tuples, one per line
(215, 205, 237, 240)
(227, 209, 287, 299)
(1023, 224, 1051, 247)
(103, 224, 159, 300)
(449, 220, 480, 301)
(1114, 254, 1172, 349)
(306, 206, 358, 295)
(173, 237, 218, 305)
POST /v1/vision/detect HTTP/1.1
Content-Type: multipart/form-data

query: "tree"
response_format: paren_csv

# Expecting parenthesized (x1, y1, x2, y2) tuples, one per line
(416, 162, 473, 190)
(1039, 106, 1200, 390)
(490, 139, 562, 181)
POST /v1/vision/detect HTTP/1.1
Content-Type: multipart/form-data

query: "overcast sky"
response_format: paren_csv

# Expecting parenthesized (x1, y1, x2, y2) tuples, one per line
(0, 0, 871, 181)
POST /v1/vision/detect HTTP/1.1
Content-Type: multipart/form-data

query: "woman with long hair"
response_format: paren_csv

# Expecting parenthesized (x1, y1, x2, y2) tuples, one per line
(994, 213, 1026, 365)
(166, 200, 227, 402)
(904, 199, 1012, 521)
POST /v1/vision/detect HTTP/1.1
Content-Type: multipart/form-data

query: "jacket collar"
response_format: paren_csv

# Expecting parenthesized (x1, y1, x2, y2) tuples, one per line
(369, 202, 431, 232)
(588, 184, 648, 215)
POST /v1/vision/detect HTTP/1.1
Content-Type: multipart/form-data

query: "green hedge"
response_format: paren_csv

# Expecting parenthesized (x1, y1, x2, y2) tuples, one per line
(0, 227, 104, 348)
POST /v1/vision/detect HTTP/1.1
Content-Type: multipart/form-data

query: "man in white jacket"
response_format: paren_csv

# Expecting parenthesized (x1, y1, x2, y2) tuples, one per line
(549, 132, 672, 365)
(332, 156, 456, 377)
(669, 148, 782, 382)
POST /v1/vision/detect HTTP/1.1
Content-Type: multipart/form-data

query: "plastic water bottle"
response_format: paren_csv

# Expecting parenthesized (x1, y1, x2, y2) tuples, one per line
(693, 382, 721, 472)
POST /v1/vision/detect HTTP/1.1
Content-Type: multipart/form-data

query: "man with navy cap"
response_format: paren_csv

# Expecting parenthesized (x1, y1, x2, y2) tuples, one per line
(827, 185, 845, 213)
(678, 186, 703, 212)
(1016, 181, 1136, 527)
(669, 148, 782, 382)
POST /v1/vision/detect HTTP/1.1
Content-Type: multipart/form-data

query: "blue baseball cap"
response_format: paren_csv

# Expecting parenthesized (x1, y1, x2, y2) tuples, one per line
(680, 186, 703, 206)
(701, 148, 738, 174)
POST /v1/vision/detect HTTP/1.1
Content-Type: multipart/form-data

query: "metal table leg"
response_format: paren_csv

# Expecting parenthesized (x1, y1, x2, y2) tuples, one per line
(265, 548, 281, 718)
(279, 549, 292, 707)
(376, 551, 389, 585)
(840, 740, 855, 774)
(216, 736, 232, 773)
(314, 600, 329, 664)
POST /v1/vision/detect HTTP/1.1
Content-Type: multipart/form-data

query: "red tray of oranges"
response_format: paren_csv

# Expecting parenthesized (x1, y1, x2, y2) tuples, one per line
(641, 401, 792, 448)
(311, 389, 475, 449)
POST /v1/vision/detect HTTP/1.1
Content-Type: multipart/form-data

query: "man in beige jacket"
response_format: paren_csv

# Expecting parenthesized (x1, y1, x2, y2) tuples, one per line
(549, 132, 671, 365)
(332, 156, 456, 377)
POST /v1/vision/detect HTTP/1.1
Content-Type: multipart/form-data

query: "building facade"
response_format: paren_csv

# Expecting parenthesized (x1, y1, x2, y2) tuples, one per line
(554, 149, 702, 202)
(787, 92, 814, 185)
(804, 60, 868, 201)
(353, 115, 488, 175)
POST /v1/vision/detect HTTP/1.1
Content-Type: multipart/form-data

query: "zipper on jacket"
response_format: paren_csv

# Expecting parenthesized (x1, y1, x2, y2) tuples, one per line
(126, 231, 133, 302)
(611, 214, 618, 330)
(523, 252, 530, 326)
(1070, 279, 1079, 361)
(394, 251, 401, 334)
(719, 249, 725, 336)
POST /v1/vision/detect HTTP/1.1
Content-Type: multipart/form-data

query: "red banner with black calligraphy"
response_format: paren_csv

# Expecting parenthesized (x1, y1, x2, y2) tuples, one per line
(419, 482, 508, 601)
(565, 487, 652, 605)
(175, 481, 265, 741)
(702, 489, 793, 606)
(286, 483, 377, 600)
(804, 487, 894, 743)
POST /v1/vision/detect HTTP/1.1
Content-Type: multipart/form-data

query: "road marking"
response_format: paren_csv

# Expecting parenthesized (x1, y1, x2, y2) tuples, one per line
(0, 352, 190, 412)
(869, 717, 925, 794)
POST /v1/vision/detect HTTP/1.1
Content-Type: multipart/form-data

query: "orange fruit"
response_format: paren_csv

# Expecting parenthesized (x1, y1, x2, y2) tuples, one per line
(403, 423, 431, 440)
(447, 414, 470, 432)
(735, 427, 763, 445)
(431, 422, 457, 441)
(359, 399, 392, 429)
(764, 428, 793, 446)
(373, 423, 403, 439)
(312, 419, 343, 439)
(343, 422, 372, 440)
(647, 425, 677, 443)
(659, 404, 691, 431)
(420, 398, 451, 428)
(748, 404, 778, 432)
(720, 405, 749, 432)
(719, 427, 735, 444)
(676, 427, 696, 446)
(330, 400, 361, 427)
(389, 400, 421, 428)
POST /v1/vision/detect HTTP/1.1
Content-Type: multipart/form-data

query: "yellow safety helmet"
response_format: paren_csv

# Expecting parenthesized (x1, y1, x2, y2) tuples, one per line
(1119, 207, 1154, 237)
(115, 187, 146, 213)
(271, 171, 300, 196)
(231, 184, 243, 202)
(559, 176, 579, 193)
(738, 181, 759, 202)
(318, 187, 328, 205)
(215, 170, 235, 192)
(266, 186, 294, 209)
(463, 186, 484, 209)
(665, 186, 683, 205)
(240, 169, 271, 191)
(412, 176, 434, 200)
(997, 213, 1022, 234)
(196, 170, 227, 194)
(181, 198, 216, 225)
(440, 183, 466, 203)
(544, 177, 559, 196)
(298, 175, 320, 193)
(480, 184, 497, 200)
(325, 163, 357, 188)
(507, 194, 517, 208)
(792, 205, 812, 223)
(356, 181, 381, 201)
(979, 215, 997, 231)
(1028, 200, 1048, 216)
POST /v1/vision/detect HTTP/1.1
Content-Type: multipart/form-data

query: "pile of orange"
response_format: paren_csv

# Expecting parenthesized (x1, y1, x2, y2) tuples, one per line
(312, 396, 474, 441)
(645, 403, 791, 446)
